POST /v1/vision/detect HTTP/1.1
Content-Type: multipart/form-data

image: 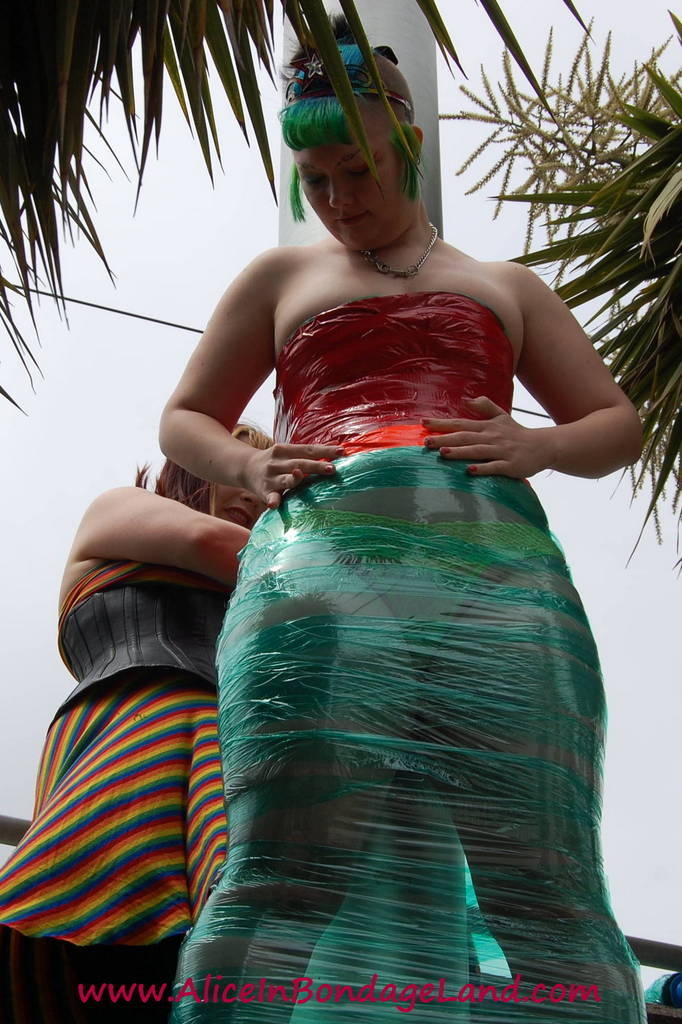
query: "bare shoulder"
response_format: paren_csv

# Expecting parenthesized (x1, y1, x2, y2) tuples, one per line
(202, 244, 321, 347)
(264, 238, 338, 282)
(60, 488, 145, 604)
(464, 258, 579, 348)
(70, 487, 186, 550)
(488, 259, 564, 307)
(164, 250, 305, 422)
(271, 238, 356, 351)
(81, 486, 159, 517)
(485, 259, 589, 343)
(68, 487, 161, 556)
(473, 258, 550, 305)
(231, 245, 312, 300)
(243, 244, 299, 277)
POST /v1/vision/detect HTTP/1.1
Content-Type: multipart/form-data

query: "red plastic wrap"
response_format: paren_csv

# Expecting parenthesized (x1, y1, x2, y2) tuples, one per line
(274, 292, 513, 453)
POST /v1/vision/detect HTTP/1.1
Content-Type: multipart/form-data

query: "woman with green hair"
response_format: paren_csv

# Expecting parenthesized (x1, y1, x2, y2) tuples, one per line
(160, 16, 645, 1023)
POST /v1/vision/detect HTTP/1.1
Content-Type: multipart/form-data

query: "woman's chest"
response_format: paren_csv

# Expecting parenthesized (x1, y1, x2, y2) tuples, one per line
(274, 267, 523, 365)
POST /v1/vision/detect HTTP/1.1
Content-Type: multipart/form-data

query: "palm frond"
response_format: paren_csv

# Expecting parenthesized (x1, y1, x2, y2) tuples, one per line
(445, 17, 682, 536)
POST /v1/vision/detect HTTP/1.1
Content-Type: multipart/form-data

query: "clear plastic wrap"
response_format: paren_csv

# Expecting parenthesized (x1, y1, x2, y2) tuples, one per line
(170, 294, 644, 1022)
(644, 973, 682, 1006)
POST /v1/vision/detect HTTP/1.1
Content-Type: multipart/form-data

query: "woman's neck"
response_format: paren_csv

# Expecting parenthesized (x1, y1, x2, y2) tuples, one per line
(363, 204, 433, 261)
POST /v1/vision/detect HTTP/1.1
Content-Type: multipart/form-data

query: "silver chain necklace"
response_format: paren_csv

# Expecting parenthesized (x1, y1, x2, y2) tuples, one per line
(360, 223, 438, 278)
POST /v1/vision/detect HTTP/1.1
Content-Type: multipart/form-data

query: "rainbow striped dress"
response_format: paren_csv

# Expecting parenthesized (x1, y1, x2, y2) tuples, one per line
(0, 561, 231, 1021)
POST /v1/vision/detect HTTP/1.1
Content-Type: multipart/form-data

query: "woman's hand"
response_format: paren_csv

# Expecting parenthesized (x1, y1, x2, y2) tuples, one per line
(423, 396, 556, 479)
(244, 443, 346, 508)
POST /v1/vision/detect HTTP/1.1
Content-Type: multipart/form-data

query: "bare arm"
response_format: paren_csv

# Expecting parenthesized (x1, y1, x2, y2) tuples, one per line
(60, 487, 249, 604)
(514, 262, 642, 476)
(425, 263, 642, 479)
(160, 249, 343, 506)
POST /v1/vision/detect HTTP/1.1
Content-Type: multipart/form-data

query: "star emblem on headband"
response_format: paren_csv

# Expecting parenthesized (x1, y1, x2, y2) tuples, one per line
(301, 53, 325, 79)
(285, 52, 327, 103)
(284, 45, 412, 119)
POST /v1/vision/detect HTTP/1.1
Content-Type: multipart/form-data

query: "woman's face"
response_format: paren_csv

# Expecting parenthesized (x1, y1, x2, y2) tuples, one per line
(212, 485, 266, 529)
(293, 106, 419, 250)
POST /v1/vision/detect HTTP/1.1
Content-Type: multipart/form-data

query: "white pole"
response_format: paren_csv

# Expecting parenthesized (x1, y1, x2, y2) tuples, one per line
(279, 0, 442, 246)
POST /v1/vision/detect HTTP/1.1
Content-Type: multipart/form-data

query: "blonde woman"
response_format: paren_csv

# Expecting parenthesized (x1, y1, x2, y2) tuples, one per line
(0, 426, 269, 1023)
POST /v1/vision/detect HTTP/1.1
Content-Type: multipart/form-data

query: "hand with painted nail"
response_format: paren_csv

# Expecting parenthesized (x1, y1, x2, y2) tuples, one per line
(422, 396, 556, 479)
(244, 442, 345, 509)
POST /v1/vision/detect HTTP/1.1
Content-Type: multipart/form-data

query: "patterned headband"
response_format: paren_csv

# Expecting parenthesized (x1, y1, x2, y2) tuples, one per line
(284, 46, 413, 120)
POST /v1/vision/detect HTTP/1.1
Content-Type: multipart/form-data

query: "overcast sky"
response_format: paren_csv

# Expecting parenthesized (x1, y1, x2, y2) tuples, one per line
(0, 0, 679, 987)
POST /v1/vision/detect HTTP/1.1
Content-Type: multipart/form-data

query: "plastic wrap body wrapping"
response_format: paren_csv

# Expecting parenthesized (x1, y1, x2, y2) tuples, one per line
(171, 295, 644, 1022)
(274, 292, 514, 453)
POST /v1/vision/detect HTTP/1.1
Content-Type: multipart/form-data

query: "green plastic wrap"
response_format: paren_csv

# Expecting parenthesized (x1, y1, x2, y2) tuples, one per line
(170, 449, 644, 1022)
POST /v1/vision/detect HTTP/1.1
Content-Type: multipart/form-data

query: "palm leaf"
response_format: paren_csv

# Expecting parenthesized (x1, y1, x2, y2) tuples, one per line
(646, 66, 682, 119)
(204, 3, 247, 135)
(297, 0, 382, 179)
(478, 0, 546, 104)
(338, 0, 415, 157)
(411, 0, 464, 71)
(642, 166, 682, 251)
(450, 16, 682, 534)
(671, 11, 682, 45)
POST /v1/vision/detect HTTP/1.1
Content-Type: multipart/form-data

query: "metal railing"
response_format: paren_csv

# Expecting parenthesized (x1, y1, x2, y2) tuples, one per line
(0, 814, 30, 846)
(2, 811, 680, 975)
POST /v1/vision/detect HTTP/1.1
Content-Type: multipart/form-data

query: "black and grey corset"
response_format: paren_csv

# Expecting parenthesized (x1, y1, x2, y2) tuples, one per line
(58, 582, 231, 714)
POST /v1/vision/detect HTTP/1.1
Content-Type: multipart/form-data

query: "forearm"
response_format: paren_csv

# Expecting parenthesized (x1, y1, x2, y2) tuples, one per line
(542, 404, 642, 478)
(181, 518, 249, 584)
(159, 407, 255, 487)
(116, 517, 246, 584)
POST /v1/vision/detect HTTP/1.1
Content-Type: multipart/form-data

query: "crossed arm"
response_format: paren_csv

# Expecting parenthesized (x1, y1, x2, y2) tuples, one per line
(60, 487, 251, 605)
